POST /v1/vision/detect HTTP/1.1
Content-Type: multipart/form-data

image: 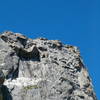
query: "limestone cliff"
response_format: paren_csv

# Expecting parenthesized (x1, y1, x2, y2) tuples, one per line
(0, 31, 97, 100)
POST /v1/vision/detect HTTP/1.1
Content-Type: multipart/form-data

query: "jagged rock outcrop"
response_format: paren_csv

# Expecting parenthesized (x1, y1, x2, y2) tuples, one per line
(0, 31, 97, 100)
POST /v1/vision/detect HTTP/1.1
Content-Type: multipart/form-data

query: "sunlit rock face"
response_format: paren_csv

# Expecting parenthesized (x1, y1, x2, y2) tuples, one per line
(0, 31, 97, 100)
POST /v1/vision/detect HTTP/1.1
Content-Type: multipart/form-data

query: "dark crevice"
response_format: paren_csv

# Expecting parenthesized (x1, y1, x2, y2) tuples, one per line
(6, 58, 20, 80)
(17, 37, 27, 47)
(13, 46, 40, 61)
(78, 95, 84, 99)
(0, 35, 8, 42)
(62, 65, 74, 70)
(74, 58, 83, 72)
(38, 47, 47, 51)
(0, 85, 12, 100)
(52, 61, 59, 65)
(12, 65, 19, 79)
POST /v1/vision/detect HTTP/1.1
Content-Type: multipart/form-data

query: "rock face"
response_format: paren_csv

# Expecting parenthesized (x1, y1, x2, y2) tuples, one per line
(0, 31, 97, 100)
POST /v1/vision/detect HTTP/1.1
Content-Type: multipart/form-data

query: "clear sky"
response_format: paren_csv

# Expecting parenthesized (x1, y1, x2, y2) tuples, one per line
(0, 0, 99, 99)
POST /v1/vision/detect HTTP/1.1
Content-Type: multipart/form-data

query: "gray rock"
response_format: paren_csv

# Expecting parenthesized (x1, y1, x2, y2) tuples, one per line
(0, 31, 97, 100)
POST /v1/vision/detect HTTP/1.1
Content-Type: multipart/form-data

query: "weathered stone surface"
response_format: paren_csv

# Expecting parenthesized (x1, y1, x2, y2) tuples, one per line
(0, 31, 97, 100)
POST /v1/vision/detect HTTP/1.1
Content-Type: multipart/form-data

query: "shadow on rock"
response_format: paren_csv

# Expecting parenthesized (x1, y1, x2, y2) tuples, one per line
(0, 85, 12, 100)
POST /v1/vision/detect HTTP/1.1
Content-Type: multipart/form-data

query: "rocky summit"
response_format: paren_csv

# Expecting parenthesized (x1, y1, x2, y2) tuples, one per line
(0, 31, 97, 100)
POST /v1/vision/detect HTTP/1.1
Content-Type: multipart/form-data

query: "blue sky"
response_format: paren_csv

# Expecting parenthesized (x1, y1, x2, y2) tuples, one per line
(0, 0, 99, 99)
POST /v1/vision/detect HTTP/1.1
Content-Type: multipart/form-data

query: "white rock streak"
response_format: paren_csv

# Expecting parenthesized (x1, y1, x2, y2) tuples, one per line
(4, 77, 42, 87)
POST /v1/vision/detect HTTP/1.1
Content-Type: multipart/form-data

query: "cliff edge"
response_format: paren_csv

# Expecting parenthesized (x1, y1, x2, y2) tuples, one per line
(0, 31, 97, 100)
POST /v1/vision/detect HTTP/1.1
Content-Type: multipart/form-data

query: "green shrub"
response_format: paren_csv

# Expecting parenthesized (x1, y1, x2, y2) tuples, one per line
(24, 85, 41, 90)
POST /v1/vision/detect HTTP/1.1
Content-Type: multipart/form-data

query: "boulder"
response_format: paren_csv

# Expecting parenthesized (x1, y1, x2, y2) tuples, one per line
(0, 32, 97, 100)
